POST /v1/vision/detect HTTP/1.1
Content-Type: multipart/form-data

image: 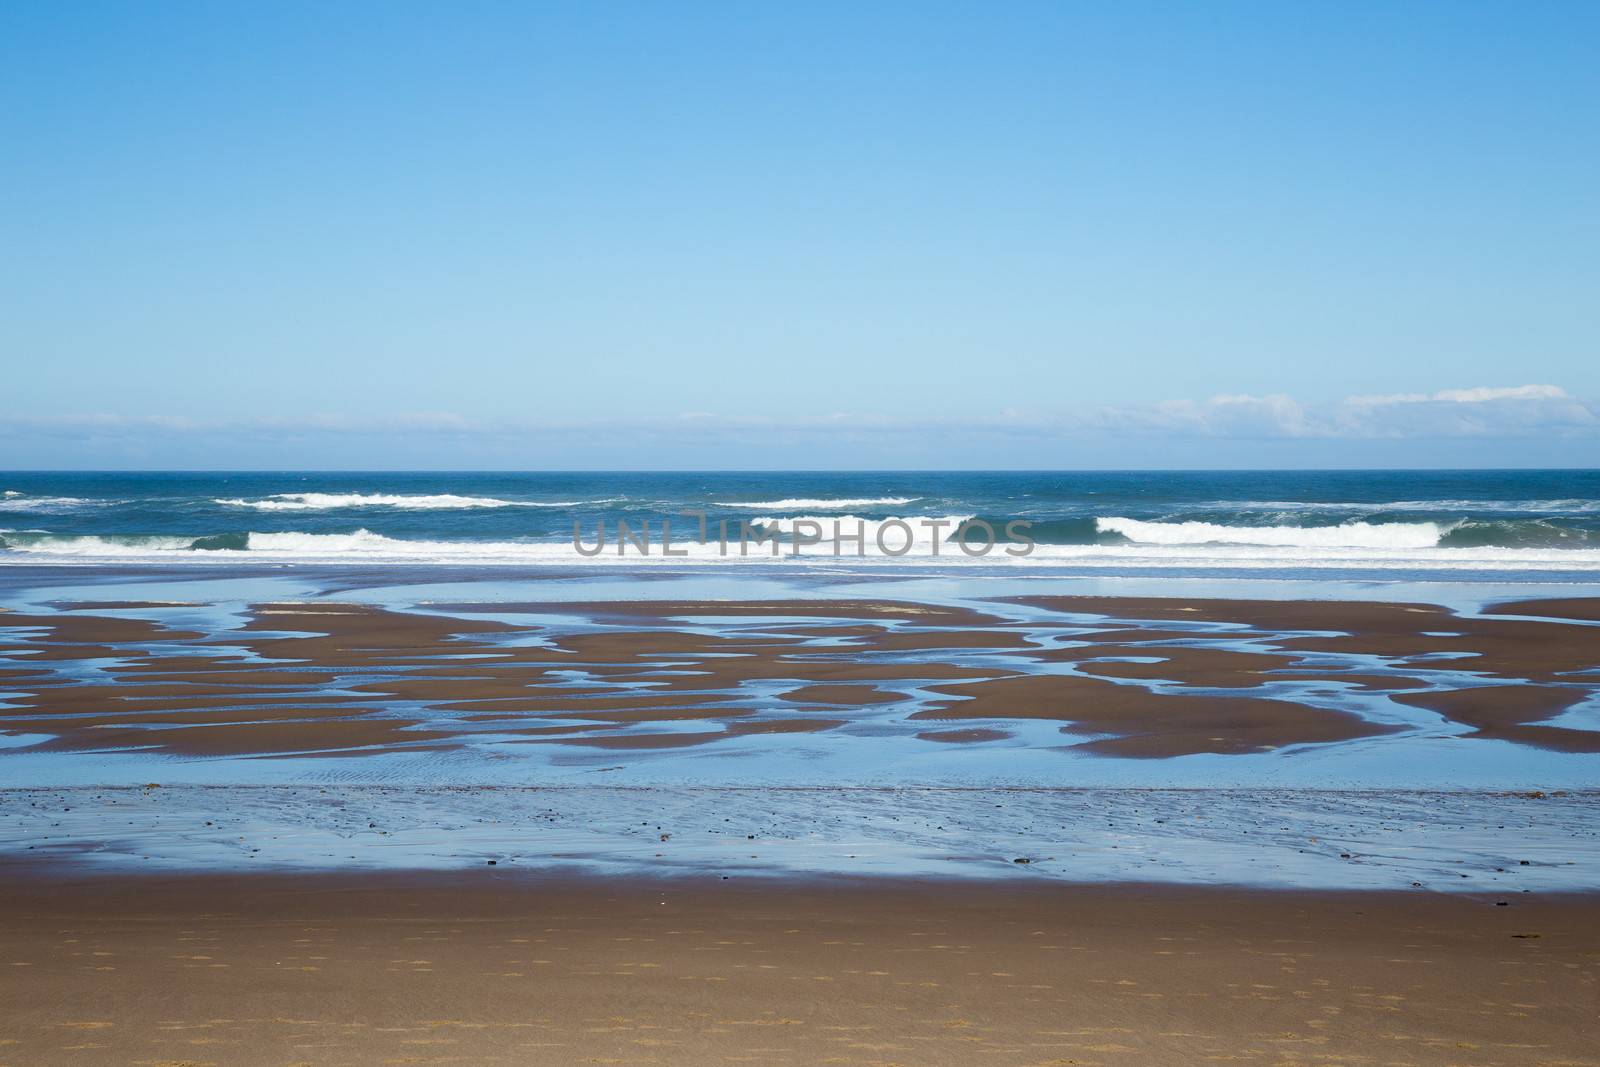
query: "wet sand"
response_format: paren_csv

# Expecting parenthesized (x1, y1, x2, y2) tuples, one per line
(1, 870, 1595, 1067)
(3, 595, 1598, 760)
(8, 784, 1595, 890)
(3, 590, 1600, 1063)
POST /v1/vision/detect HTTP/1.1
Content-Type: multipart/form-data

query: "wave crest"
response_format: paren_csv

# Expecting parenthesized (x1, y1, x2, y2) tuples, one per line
(6, 524, 1600, 571)
(215, 492, 583, 511)
(0, 495, 109, 513)
(714, 497, 916, 509)
(1095, 517, 1447, 549)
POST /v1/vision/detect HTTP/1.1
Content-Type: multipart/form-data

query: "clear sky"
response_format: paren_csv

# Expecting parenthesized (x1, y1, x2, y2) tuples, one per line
(2, 1, 1596, 469)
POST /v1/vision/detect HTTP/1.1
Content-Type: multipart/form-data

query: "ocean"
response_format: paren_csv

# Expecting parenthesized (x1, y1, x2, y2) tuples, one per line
(3, 469, 1599, 575)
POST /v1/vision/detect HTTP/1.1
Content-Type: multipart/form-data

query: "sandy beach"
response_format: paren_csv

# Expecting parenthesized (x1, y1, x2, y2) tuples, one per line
(3, 870, 1596, 1067)
(10, 0, 1600, 1056)
(3, 581, 1599, 1063)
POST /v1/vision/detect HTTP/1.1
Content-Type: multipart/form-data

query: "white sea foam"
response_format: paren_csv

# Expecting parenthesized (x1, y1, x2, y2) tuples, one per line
(0, 534, 200, 555)
(1096, 516, 1448, 549)
(1019, 542, 1600, 572)
(1193, 499, 1600, 514)
(7, 526, 1600, 572)
(0, 495, 108, 512)
(214, 492, 588, 511)
(748, 514, 975, 553)
(714, 497, 917, 509)
(246, 529, 453, 552)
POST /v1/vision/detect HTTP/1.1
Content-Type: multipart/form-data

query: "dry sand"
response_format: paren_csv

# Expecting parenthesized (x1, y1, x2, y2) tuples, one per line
(1, 870, 1595, 1067)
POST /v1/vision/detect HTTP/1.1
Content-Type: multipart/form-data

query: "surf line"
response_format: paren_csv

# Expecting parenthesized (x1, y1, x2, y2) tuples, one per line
(571, 514, 1035, 557)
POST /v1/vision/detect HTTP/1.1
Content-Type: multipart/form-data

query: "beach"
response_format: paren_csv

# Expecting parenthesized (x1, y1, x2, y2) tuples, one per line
(3, 871, 1596, 1066)
(11, 0, 1600, 1056)
(4, 478, 1600, 1063)
(3, 586, 1599, 768)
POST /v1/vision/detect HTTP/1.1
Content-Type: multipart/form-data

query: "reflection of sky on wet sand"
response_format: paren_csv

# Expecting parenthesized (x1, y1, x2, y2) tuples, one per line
(14, 563, 1600, 614)
(2, 565, 1599, 791)
(4, 784, 1595, 892)
(3, 564, 1598, 885)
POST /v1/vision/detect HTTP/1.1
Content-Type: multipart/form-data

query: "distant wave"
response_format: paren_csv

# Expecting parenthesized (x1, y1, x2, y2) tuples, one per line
(714, 497, 916, 509)
(214, 492, 589, 511)
(1188, 499, 1600, 515)
(1096, 517, 1447, 549)
(0, 494, 111, 513)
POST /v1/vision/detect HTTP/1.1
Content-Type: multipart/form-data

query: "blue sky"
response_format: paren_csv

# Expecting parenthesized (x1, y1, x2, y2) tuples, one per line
(2, 1, 1597, 469)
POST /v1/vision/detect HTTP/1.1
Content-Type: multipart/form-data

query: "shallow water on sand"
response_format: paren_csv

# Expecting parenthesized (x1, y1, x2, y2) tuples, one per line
(6, 784, 1597, 892)
(3, 564, 1598, 886)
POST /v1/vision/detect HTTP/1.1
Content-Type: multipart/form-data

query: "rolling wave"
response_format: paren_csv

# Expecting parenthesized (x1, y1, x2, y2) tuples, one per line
(1437, 519, 1594, 549)
(0, 529, 549, 558)
(1095, 517, 1447, 549)
(0, 533, 206, 555)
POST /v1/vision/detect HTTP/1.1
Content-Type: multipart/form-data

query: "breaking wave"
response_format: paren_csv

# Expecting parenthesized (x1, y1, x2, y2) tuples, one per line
(1095, 517, 1448, 550)
(3, 525, 1600, 571)
(1193, 498, 1600, 515)
(747, 514, 975, 552)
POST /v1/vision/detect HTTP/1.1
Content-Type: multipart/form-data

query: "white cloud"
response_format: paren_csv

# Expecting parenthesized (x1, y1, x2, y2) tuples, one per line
(1, 386, 1594, 450)
(1348, 384, 1570, 406)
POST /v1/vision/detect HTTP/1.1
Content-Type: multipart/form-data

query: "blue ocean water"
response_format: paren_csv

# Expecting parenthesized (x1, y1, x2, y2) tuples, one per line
(2, 470, 1599, 574)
